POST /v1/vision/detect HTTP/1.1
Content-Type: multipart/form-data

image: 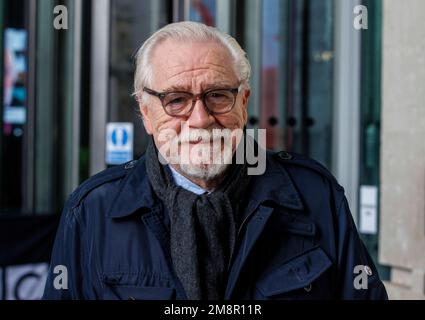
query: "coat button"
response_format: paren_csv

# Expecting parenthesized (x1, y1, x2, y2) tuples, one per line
(124, 160, 137, 169)
(278, 151, 292, 160)
(364, 266, 373, 276)
(304, 284, 312, 292)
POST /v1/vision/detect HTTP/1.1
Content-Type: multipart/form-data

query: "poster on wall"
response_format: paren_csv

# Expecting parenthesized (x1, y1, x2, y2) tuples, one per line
(3, 28, 27, 134)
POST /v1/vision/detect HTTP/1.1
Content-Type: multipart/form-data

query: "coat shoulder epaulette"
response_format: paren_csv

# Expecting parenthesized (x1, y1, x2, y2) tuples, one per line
(67, 159, 139, 209)
(272, 150, 343, 192)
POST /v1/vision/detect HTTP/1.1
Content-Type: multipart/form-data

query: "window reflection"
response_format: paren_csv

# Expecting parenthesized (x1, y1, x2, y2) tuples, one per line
(1, 0, 29, 214)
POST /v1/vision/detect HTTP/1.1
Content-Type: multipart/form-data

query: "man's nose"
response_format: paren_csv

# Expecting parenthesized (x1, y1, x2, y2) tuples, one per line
(187, 98, 214, 128)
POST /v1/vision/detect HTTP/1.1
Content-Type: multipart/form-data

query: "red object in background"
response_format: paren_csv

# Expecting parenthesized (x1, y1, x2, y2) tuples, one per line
(3, 123, 12, 136)
(261, 67, 279, 150)
(191, 0, 215, 26)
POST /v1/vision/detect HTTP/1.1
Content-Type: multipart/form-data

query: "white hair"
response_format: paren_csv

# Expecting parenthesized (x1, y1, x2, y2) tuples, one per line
(133, 21, 251, 102)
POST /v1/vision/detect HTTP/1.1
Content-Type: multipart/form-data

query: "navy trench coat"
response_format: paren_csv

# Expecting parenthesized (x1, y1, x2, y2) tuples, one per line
(42, 150, 388, 300)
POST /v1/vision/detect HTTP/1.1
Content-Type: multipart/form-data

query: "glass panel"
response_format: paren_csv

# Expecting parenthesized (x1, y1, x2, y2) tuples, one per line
(305, 0, 334, 168)
(242, 0, 262, 127)
(256, 0, 334, 168)
(359, 0, 390, 280)
(34, 0, 57, 214)
(109, 0, 170, 160)
(0, 0, 29, 214)
(285, 0, 334, 168)
(260, 0, 287, 150)
(0, 0, 82, 215)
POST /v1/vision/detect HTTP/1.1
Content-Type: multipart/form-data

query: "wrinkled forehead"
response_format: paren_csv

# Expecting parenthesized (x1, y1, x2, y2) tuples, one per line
(150, 38, 239, 90)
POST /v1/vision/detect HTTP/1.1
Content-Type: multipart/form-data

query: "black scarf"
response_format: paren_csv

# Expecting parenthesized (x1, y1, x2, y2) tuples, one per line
(145, 137, 251, 300)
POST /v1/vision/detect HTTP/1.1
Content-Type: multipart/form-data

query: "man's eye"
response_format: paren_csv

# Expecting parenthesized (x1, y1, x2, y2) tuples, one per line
(209, 93, 226, 98)
(207, 92, 232, 104)
(166, 96, 187, 106)
(170, 98, 185, 104)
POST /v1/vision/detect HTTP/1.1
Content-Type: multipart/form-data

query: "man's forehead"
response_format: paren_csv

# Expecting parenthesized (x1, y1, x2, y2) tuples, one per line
(150, 39, 238, 88)
(154, 38, 233, 61)
(160, 80, 238, 92)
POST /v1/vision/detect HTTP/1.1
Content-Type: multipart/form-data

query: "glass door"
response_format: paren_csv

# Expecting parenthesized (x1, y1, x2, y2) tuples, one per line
(0, 0, 85, 215)
(243, 0, 334, 169)
(0, 0, 30, 214)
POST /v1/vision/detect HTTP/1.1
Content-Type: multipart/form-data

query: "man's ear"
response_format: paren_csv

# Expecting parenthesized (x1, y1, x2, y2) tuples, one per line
(139, 102, 154, 135)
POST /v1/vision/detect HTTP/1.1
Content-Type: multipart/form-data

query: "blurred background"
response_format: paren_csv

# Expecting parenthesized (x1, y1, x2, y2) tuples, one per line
(0, 0, 424, 300)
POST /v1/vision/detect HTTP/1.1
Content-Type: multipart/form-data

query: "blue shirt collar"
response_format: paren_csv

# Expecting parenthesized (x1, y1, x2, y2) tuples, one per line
(168, 165, 209, 195)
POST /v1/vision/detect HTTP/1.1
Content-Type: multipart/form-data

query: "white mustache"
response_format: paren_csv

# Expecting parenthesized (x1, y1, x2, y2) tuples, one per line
(174, 128, 232, 144)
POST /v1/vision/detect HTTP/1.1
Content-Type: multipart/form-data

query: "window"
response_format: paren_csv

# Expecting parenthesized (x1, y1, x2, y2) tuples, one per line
(0, 0, 30, 214)
(108, 0, 170, 160)
(244, 0, 334, 168)
(0, 0, 87, 215)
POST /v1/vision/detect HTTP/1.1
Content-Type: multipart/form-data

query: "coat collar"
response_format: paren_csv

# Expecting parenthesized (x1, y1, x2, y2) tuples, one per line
(107, 157, 158, 218)
(244, 151, 304, 212)
(107, 151, 304, 219)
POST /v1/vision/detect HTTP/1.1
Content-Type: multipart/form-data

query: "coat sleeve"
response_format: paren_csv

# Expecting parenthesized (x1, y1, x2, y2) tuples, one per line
(335, 196, 388, 300)
(42, 201, 85, 300)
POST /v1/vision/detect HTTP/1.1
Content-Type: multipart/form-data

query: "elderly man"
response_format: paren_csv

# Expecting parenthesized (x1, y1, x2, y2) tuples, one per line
(43, 22, 387, 300)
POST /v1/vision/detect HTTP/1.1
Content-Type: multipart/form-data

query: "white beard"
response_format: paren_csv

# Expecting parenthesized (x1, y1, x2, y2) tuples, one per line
(158, 126, 236, 181)
(179, 161, 229, 181)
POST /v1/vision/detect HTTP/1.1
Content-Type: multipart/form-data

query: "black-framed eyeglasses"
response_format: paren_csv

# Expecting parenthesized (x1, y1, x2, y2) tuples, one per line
(142, 85, 241, 117)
